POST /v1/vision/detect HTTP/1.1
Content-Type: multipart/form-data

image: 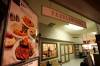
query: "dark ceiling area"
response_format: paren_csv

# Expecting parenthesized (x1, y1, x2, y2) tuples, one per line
(50, 0, 100, 24)
(84, 0, 100, 12)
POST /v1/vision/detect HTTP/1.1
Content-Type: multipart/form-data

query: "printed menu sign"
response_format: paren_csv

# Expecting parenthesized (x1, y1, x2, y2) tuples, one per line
(42, 6, 86, 28)
(3, 0, 39, 66)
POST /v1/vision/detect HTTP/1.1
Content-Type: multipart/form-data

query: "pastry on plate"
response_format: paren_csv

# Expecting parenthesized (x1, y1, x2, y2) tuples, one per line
(5, 32, 16, 48)
(15, 37, 34, 60)
(22, 16, 34, 27)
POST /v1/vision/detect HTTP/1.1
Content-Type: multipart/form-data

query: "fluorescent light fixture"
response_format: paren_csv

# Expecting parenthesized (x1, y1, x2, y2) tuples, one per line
(91, 32, 97, 35)
(82, 44, 92, 49)
(65, 24, 84, 30)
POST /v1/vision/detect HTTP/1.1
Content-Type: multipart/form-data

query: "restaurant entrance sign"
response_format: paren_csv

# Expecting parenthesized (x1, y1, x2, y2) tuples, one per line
(42, 6, 86, 28)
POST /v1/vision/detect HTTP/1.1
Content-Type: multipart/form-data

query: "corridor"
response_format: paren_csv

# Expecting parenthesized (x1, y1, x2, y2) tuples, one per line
(62, 59, 83, 66)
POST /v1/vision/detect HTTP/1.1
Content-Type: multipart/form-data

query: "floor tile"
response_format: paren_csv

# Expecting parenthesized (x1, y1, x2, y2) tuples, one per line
(62, 59, 83, 66)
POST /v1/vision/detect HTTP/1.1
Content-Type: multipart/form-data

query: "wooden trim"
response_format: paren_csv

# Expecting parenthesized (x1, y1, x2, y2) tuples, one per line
(68, 44, 74, 54)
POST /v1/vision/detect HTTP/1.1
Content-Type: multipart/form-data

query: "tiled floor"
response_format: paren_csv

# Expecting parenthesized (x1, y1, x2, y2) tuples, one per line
(62, 59, 83, 66)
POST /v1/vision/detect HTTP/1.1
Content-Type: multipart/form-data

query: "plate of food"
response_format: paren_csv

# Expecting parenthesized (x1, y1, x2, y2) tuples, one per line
(5, 32, 16, 48)
(12, 37, 37, 61)
(22, 16, 34, 28)
(8, 22, 28, 38)
(27, 27, 36, 40)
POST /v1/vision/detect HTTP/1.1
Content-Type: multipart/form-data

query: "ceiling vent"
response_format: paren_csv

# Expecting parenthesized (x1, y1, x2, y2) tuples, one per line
(48, 23, 55, 27)
(72, 37, 79, 38)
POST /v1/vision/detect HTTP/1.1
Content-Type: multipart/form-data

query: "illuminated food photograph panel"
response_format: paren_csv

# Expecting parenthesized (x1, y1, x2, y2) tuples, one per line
(2, 0, 39, 66)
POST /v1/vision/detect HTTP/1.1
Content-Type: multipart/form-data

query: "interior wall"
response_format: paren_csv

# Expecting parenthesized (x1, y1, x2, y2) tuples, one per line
(39, 22, 86, 44)
(71, 34, 83, 44)
(96, 23, 100, 34)
(39, 23, 73, 41)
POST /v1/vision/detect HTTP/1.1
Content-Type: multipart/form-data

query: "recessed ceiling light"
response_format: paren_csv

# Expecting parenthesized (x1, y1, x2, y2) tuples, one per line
(91, 32, 97, 35)
(64, 24, 84, 30)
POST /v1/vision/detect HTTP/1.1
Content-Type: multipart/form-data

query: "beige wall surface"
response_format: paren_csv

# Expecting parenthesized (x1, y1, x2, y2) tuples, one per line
(39, 23, 73, 41)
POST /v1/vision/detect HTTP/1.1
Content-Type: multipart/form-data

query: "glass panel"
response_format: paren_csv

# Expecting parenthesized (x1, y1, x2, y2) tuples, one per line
(61, 45, 64, 55)
(65, 55, 69, 62)
(69, 45, 73, 53)
(65, 45, 68, 54)
(42, 43, 57, 60)
(61, 56, 65, 63)
(43, 44, 48, 59)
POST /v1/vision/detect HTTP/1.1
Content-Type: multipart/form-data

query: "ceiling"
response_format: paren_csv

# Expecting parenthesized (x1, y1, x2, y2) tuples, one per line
(48, 19, 97, 34)
(50, 0, 100, 24)
(40, 0, 98, 34)
(26, 0, 97, 34)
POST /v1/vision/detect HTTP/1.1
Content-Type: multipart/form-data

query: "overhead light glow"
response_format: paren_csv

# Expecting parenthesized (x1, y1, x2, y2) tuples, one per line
(82, 44, 92, 49)
(65, 24, 84, 30)
(91, 32, 97, 35)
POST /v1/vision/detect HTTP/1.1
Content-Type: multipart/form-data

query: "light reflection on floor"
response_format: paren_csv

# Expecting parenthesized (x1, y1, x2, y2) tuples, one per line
(62, 59, 83, 66)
